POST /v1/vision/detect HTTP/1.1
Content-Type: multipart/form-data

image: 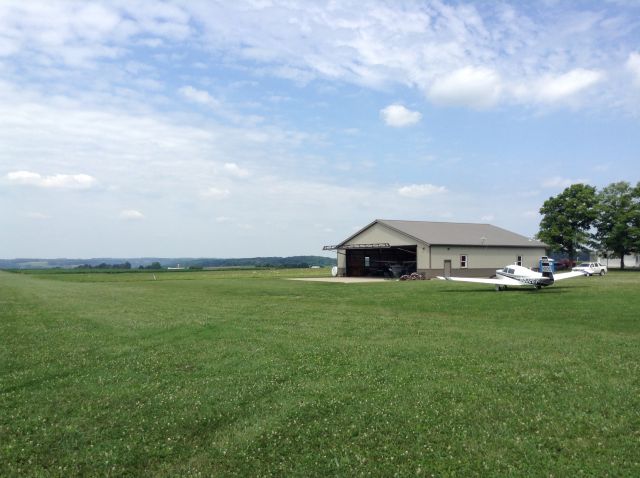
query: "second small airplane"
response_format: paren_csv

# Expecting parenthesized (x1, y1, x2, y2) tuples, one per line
(437, 258, 587, 291)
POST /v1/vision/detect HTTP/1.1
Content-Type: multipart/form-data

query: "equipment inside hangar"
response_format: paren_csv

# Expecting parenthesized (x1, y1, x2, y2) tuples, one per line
(325, 243, 417, 278)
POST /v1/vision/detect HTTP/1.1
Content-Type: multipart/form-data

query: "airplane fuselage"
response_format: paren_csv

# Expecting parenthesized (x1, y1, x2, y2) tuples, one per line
(495, 265, 554, 288)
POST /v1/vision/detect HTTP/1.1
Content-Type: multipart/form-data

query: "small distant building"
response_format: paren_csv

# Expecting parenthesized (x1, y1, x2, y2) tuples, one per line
(325, 219, 547, 278)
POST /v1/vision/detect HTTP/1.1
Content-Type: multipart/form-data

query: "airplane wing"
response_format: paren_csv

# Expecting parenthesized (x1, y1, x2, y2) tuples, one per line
(553, 270, 588, 281)
(436, 275, 524, 286)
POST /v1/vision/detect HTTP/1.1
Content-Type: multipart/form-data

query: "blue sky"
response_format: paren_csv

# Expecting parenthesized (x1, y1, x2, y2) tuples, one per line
(1, 0, 639, 258)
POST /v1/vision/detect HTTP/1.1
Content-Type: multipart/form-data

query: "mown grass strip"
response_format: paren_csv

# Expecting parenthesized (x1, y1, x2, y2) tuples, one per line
(1, 270, 639, 476)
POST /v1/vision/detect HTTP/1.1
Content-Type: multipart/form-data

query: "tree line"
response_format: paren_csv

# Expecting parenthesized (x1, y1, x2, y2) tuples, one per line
(78, 262, 165, 270)
(537, 182, 640, 269)
(77, 262, 134, 270)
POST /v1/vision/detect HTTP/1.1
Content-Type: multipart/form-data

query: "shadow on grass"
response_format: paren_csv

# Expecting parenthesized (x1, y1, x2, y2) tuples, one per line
(439, 286, 572, 294)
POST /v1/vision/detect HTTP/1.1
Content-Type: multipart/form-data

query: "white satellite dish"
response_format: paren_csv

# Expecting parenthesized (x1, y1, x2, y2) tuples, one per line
(331, 266, 338, 277)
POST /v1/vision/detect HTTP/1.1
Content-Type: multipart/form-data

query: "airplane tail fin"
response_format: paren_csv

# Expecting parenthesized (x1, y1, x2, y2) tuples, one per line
(540, 257, 554, 281)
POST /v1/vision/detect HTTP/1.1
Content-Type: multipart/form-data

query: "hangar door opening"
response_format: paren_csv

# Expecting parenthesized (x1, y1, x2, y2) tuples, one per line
(346, 246, 417, 277)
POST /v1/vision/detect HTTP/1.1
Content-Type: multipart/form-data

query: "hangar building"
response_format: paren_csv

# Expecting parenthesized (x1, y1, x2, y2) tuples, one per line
(326, 219, 547, 278)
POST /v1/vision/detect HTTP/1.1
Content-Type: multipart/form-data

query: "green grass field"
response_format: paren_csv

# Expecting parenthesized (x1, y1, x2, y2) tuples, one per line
(1, 268, 639, 476)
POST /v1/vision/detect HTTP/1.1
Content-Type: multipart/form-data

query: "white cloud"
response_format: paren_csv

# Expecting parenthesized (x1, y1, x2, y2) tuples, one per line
(0, 81, 306, 198)
(480, 214, 495, 222)
(541, 176, 589, 188)
(201, 187, 230, 199)
(184, 4, 639, 112)
(223, 162, 249, 178)
(0, 1, 192, 67)
(6, 170, 96, 189)
(380, 104, 422, 127)
(536, 69, 604, 102)
(626, 52, 640, 87)
(398, 183, 447, 198)
(428, 66, 502, 109)
(119, 209, 144, 220)
(1, 2, 636, 113)
(0, 3, 123, 67)
(178, 85, 220, 108)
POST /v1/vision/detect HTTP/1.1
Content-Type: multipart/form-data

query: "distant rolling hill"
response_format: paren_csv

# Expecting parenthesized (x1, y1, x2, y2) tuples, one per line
(0, 256, 335, 270)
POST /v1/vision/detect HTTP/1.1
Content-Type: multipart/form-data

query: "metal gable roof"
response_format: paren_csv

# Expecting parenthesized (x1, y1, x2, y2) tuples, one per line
(338, 219, 547, 248)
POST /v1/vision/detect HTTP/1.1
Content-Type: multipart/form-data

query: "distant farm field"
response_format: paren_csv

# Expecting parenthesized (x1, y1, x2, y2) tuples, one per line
(1, 268, 639, 476)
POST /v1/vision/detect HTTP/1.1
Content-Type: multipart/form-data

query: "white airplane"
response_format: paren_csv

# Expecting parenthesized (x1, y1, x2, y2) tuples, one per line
(437, 258, 587, 291)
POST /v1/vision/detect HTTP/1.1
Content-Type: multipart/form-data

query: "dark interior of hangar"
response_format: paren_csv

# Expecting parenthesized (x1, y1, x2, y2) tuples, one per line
(345, 246, 417, 277)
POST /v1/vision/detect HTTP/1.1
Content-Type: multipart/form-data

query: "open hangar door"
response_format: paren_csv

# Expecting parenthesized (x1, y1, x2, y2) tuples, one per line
(346, 245, 417, 277)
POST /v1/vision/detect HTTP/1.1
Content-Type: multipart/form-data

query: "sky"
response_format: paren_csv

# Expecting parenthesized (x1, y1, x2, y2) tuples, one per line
(1, 0, 639, 258)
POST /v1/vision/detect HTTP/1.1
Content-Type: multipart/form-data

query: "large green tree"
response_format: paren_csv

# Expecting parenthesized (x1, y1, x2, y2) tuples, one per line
(592, 181, 640, 269)
(537, 183, 598, 261)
